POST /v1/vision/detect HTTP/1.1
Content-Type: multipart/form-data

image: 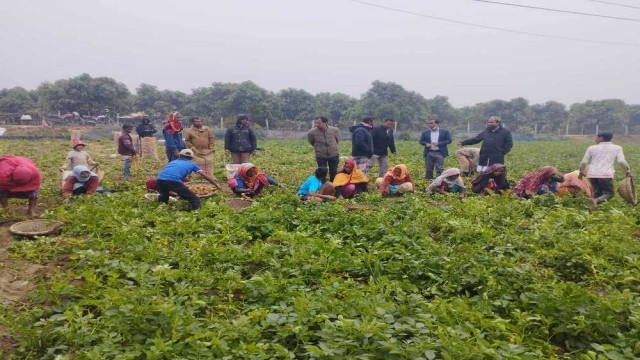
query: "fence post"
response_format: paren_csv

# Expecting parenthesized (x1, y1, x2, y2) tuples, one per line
(565, 119, 569, 136)
(220, 117, 223, 129)
(467, 121, 470, 135)
(595, 124, 599, 134)
(534, 123, 538, 135)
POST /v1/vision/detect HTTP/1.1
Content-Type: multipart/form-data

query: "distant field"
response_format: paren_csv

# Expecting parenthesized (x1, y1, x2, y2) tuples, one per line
(1, 139, 639, 359)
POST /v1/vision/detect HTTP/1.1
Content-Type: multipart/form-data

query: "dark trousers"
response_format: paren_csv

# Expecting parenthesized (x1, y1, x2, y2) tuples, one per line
(166, 150, 179, 162)
(72, 186, 88, 195)
(589, 178, 614, 204)
(316, 155, 340, 182)
(157, 179, 201, 210)
(425, 152, 444, 179)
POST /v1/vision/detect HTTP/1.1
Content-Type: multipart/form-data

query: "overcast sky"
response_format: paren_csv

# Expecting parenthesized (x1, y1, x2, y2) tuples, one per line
(1, 0, 639, 107)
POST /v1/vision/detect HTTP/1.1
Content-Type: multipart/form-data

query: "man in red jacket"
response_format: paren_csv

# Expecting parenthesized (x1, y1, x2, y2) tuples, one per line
(0, 156, 42, 217)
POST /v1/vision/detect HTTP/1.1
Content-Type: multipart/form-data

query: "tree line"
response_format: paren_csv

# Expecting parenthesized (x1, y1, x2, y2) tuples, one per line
(1, 73, 639, 134)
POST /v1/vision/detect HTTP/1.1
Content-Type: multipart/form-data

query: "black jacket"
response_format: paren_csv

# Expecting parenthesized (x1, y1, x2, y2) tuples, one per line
(349, 124, 373, 158)
(460, 126, 513, 166)
(224, 125, 257, 153)
(371, 126, 396, 156)
(136, 122, 157, 138)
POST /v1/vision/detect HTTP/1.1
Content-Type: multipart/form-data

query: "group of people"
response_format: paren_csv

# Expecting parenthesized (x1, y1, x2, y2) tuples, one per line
(0, 113, 633, 215)
(302, 114, 632, 210)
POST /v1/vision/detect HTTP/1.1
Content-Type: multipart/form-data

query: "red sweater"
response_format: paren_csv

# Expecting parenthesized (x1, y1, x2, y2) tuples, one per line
(0, 156, 42, 192)
(62, 176, 99, 196)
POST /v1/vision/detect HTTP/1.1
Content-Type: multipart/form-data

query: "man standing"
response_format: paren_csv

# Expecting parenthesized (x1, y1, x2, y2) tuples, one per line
(185, 117, 215, 177)
(155, 149, 219, 211)
(370, 118, 397, 177)
(136, 116, 157, 138)
(163, 112, 187, 162)
(307, 116, 340, 181)
(579, 132, 631, 209)
(419, 119, 452, 179)
(118, 123, 138, 179)
(137, 115, 159, 160)
(458, 116, 512, 172)
(349, 117, 374, 173)
(224, 114, 257, 164)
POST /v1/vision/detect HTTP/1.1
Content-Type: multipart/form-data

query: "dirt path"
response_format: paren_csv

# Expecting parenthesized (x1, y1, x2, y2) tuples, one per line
(0, 207, 61, 356)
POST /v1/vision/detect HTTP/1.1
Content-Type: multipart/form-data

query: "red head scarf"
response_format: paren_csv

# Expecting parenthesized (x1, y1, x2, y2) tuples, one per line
(163, 112, 183, 134)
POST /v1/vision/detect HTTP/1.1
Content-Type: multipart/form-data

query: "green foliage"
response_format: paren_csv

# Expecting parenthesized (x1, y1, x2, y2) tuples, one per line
(2, 139, 640, 359)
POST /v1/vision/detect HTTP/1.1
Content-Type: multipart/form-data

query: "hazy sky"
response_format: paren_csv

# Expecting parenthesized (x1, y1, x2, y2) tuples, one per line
(1, 0, 639, 106)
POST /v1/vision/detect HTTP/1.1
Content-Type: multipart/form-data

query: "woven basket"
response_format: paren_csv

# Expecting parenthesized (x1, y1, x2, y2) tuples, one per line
(9, 220, 63, 237)
(186, 181, 218, 198)
(617, 177, 637, 205)
(224, 198, 254, 210)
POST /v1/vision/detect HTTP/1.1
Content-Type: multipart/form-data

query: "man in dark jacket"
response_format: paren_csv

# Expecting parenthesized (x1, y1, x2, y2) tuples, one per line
(308, 116, 340, 181)
(136, 116, 157, 138)
(224, 114, 257, 164)
(459, 116, 513, 172)
(370, 118, 397, 177)
(419, 119, 452, 179)
(349, 117, 374, 173)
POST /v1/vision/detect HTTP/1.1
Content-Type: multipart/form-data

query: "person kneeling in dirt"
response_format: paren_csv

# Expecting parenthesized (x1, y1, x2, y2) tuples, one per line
(426, 168, 466, 196)
(62, 165, 101, 203)
(375, 164, 414, 197)
(297, 167, 336, 203)
(471, 164, 510, 195)
(333, 159, 369, 199)
(229, 163, 277, 198)
(514, 166, 564, 199)
(155, 149, 218, 210)
(0, 155, 42, 217)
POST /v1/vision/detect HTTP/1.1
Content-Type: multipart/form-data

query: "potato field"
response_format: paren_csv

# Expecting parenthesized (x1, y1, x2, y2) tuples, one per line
(1, 137, 639, 359)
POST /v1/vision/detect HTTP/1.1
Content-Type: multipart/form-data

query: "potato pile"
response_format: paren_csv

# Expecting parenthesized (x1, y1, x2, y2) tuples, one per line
(187, 183, 216, 196)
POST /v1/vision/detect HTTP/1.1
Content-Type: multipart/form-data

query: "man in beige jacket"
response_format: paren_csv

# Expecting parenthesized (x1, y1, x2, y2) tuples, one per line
(307, 116, 340, 181)
(184, 117, 215, 177)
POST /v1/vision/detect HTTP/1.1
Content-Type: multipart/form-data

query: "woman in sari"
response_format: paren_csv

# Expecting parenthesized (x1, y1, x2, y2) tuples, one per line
(514, 166, 564, 199)
(375, 164, 414, 197)
(333, 159, 368, 199)
(471, 164, 510, 195)
(228, 163, 277, 198)
(426, 168, 465, 195)
(557, 170, 592, 197)
(62, 165, 100, 202)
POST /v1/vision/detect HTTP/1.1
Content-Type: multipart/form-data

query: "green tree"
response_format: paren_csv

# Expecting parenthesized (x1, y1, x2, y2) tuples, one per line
(530, 101, 567, 133)
(276, 88, 316, 122)
(314, 92, 356, 124)
(0, 87, 37, 113)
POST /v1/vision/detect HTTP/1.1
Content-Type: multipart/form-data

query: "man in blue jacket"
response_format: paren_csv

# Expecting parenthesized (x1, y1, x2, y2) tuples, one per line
(349, 117, 374, 173)
(419, 119, 452, 179)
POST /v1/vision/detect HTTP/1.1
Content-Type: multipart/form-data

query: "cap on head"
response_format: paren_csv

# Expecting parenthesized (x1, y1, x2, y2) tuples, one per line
(237, 114, 249, 121)
(362, 117, 374, 125)
(179, 149, 194, 158)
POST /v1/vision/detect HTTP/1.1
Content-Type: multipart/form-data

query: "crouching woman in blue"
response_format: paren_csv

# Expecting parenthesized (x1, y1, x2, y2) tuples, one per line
(229, 163, 277, 198)
(155, 149, 219, 210)
(297, 167, 336, 203)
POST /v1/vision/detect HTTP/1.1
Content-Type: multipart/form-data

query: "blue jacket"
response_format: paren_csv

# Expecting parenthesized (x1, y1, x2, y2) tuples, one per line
(419, 128, 452, 157)
(163, 129, 187, 153)
(349, 124, 374, 158)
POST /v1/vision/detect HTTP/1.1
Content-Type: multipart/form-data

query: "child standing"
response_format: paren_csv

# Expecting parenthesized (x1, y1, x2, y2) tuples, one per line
(118, 124, 138, 179)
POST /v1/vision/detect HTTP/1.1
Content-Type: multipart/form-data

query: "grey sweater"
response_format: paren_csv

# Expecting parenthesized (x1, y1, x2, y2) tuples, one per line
(308, 126, 340, 158)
